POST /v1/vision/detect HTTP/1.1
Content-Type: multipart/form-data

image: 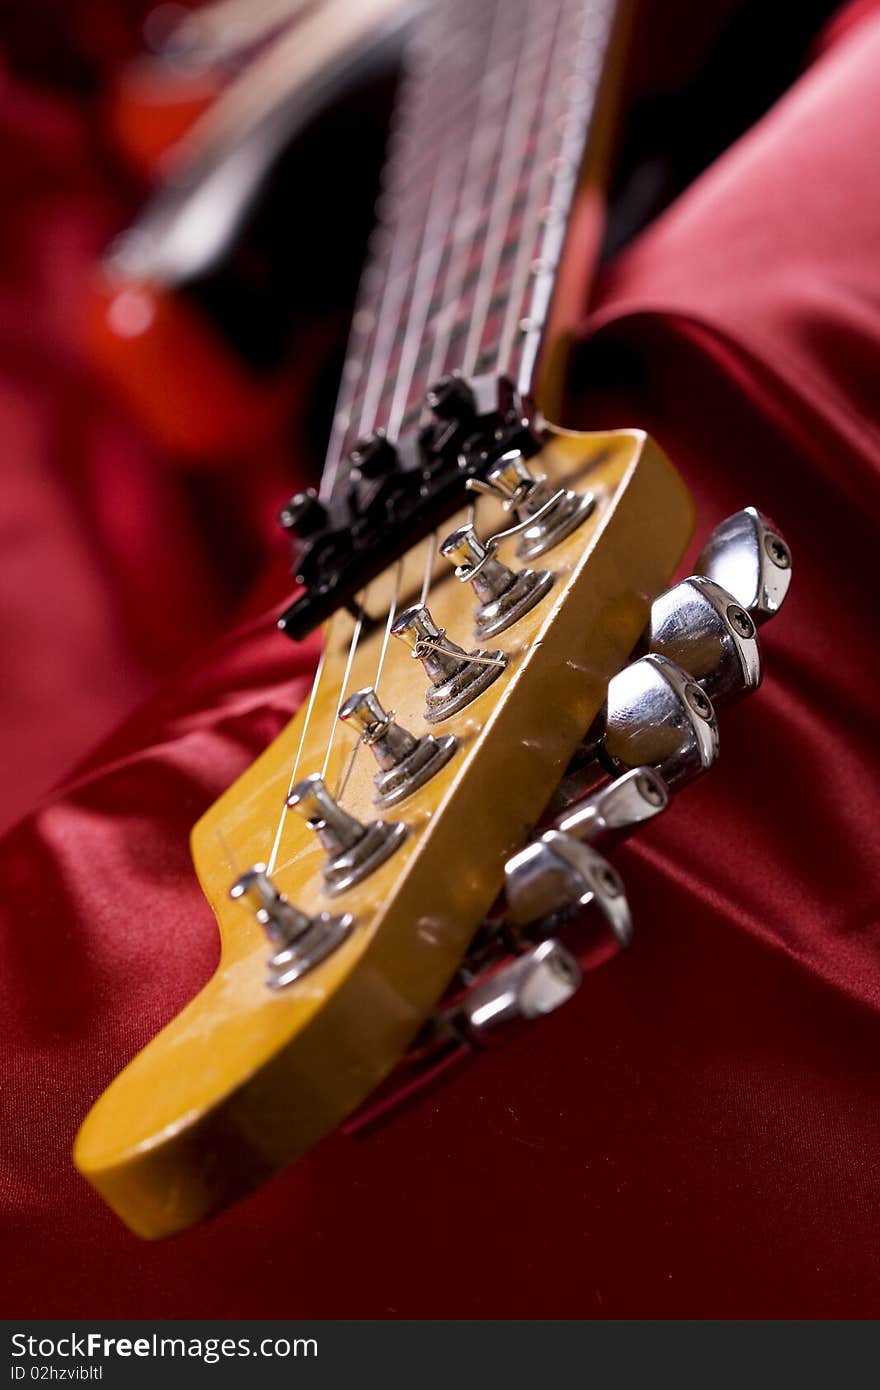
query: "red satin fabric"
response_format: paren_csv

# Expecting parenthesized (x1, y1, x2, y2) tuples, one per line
(2, 6, 880, 1318)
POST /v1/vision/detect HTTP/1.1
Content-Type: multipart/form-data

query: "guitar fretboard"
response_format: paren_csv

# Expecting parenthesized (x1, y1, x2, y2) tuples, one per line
(321, 0, 619, 500)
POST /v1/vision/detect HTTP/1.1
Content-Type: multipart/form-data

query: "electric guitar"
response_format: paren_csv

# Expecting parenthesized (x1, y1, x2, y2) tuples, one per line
(74, 0, 792, 1238)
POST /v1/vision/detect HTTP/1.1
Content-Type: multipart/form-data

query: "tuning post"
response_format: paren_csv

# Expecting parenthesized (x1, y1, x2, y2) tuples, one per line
(439, 522, 554, 638)
(229, 864, 354, 988)
(286, 774, 407, 895)
(390, 603, 507, 722)
(277, 487, 327, 540)
(695, 506, 792, 625)
(349, 431, 399, 479)
(338, 687, 456, 808)
(483, 449, 596, 559)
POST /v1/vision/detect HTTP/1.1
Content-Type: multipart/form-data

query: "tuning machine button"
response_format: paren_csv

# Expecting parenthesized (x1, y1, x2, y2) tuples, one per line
(229, 864, 354, 988)
(448, 938, 582, 1038)
(555, 765, 670, 847)
(439, 522, 554, 638)
(339, 687, 456, 808)
(391, 603, 507, 722)
(696, 506, 792, 625)
(584, 653, 719, 790)
(483, 450, 595, 560)
(504, 832, 632, 944)
(286, 775, 407, 895)
(647, 574, 761, 705)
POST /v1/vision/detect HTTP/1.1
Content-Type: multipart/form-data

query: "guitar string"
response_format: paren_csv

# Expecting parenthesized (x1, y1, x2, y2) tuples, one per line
(265, 638, 329, 875)
(366, 1, 558, 725)
(495, 0, 575, 374)
(518, 1, 616, 393)
(312, 10, 491, 800)
(322, 0, 513, 495)
(270, 1, 573, 852)
(461, 2, 553, 375)
(320, 1, 511, 795)
(384, 0, 507, 439)
(261, 586, 364, 867)
(276, 15, 471, 821)
(326, 0, 580, 497)
(332, 553, 404, 803)
(349, 15, 477, 447)
(419, 530, 437, 609)
(239, 2, 595, 880)
(319, 593, 368, 782)
(416, 0, 514, 400)
(319, 22, 444, 497)
(499, 0, 609, 385)
(374, 554, 405, 691)
(355, 6, 494, 444)
(377, 0, 536, 637)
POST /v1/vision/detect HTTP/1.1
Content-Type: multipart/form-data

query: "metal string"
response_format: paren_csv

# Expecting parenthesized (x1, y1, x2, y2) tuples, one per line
(386, 0, 509, 434)
(320, 595, 368, 781)
(495, 0, 576, 371)
(416, 3, 514, 392)
(375, 555, 405, 692)
(274, 2, 585, 838)
(321, 0, 516, 497)
(419, 531, 437, 608)
(265, 639, 329, 874)
(461, 1, 554, 375)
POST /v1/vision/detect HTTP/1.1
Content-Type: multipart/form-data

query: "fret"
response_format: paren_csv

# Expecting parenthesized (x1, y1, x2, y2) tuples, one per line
(321, 0, 620, 503)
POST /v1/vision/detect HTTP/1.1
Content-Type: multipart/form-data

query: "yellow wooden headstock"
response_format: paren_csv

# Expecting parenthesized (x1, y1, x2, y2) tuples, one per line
(73, 425, 694, 1237)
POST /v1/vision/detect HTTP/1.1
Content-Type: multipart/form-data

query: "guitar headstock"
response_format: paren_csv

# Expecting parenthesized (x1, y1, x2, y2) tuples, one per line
(74, 424, 695, 1237)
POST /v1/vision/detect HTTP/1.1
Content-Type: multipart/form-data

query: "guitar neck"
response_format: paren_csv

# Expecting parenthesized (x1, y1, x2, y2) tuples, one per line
(321, 0, 627, 503)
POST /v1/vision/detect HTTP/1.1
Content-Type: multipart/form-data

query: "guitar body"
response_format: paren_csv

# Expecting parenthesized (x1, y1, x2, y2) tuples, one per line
(74, 426, 694, 1237)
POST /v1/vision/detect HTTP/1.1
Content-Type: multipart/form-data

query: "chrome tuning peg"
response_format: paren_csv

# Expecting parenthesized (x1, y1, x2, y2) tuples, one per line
(481, 450, 595, 559)
(447, 938, 582, 1038)
(390, 603, 507, 722)
(229, 864, 353, 988)
(555, 765, 670, 848)
(588, 653, 720, 790)
(695, 506, 792, 626)
(338, 687, 456, 808)
(286, 774, 406, 895)
(504, 832, 632, 944)
(647, 574, 761, 705)
(439, 521, 554, 638)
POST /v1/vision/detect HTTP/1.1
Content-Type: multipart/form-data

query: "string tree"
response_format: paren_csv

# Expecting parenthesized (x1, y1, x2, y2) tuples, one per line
(390, 603, 507, 722)
(286, 774, 407, 896)
(338, 687, 456, 809)
(439, 521, 554, 638)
